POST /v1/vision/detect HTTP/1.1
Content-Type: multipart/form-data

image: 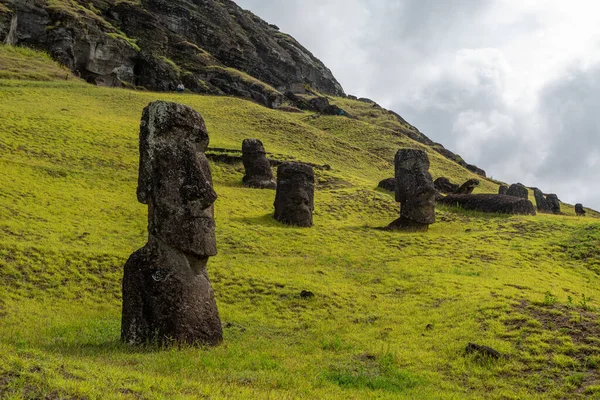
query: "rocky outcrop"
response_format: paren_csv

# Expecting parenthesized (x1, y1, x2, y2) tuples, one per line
(0, 0, 343, 107)
(121, 101, 222, 346)
(386, 149, 436, 231)
(274, 163, 315, 227)
(439, 194, 536, 215)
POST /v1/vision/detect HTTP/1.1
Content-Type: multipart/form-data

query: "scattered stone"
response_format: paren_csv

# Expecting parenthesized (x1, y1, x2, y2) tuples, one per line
(456, 179, 480, 195)
(434, 177, 459, 194)
(533, 188, 550, 213)
(438, 194, 536, 215)
(274, 162, 315, 227)
(241, 139, 277, 189)
(378, 177, 396, 192)
(546, 194, 561, 214)
(575, 203, 586, 216)
(386, 149, 436, 231)
(465, 343, 501, 359)
(121, 101, 222, 346)
(506, 184, 529, 199)
(300, 290, 315, 299)
(425, 324, 433, 331)
(498, 185, 508, 195)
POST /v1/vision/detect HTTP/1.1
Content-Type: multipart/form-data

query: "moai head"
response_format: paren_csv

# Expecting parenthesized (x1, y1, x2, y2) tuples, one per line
(274, 162, 315, 227)
(546, 194, 561, 214)
(137, 101, 217, 257)
(395, 148, 436, 225)
(242, 138, 276, 189)
(498, 185, 508, 195)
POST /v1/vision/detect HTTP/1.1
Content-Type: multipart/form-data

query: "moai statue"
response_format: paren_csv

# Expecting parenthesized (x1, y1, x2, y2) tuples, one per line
(121, 101, 222, 346)
(546, 194, 561, 214)
(456, 179, 480, 195)
(575, 203, 586, 216)
(533, 188, 550, 213)
(242, 139, 276, 189)
(387, 148, 436, 231)
(506, 184, 528, 199)
(498, 185, 508, 195)
(274, 162, 314, 227)
(434, 177, 459, 194)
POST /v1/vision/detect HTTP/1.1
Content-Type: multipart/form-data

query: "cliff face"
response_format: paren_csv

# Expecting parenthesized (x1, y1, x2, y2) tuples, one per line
(0, 0, 344, 107)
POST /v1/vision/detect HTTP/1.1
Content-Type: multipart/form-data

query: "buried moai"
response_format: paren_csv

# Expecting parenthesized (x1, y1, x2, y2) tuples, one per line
(498, 185, 508, 195)
(533, 188, 550, 213)
(274, 162, 315, 227)
(434, 177, 459, 194)
(121, 101, 222, 346)
(506, 184, 528, 199)
(546, 194, 561, 214)
(242, 139, 277, 189)
(386, 148, 436, 231)
(456, 179, 480, 195)
(575, 203, 586, 216)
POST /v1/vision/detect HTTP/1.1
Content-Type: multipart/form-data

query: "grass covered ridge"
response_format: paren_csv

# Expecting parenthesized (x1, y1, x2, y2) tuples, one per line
(2, 48, 600, 399)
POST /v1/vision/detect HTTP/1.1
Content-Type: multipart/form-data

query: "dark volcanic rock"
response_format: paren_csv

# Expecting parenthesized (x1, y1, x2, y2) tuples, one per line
(378, 177, 396, 192)
(506, 184, 529, 199)
(498, 185, 508, 195)
(466, 164, 487, 177)
(575, 203, 586, 216)
(241, 139, 276, 189)
(466, 343, 501, 359)
(274, 162, 315, 227)
(533, 188, 550, 213)
(387, 149, 436, 231)
(438, 194, 536, 215)
(546, 194, 561, 214)
(434, 177, 459, 194)
(122, 101, 222, 346)
(1, 0, 344, 106)
(456, 179, 480, 195)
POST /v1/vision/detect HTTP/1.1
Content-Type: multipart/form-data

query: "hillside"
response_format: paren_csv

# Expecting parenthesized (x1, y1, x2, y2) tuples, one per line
(2, 47, 600, 399)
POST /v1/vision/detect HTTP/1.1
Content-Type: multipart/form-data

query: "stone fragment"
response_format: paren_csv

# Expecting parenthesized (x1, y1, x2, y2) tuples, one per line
(466, 343, 501, 359)
(274, 162, 315, 227)
(121, 101, 222, 346)
(386, 149, 436, 231)
(241, 139, 276, 189)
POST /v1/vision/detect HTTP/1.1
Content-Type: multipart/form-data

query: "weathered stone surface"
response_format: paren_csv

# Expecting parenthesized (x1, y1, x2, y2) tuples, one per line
(506, 184, 529, 199)
(546, 194, 561, 214)
(533, 188, 550, 213)
(274, 162, 314, 227)
(387, 149, 436, 231)
(241, 139, 276, 189)
(434, 177, 459, 194)
(438, 194, 536, 215)
(498, 185, 508, 195)
(122, 100, 222, 346)
(575, 203, 586, 216)
(456, 179, 480, 195)
(466, 164, 487, 177)
(378, 177, 396, 192)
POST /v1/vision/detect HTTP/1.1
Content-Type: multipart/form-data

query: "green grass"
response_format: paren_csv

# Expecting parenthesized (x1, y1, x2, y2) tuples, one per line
(2, 47, 600, 399)
(0, 46, 74, 81)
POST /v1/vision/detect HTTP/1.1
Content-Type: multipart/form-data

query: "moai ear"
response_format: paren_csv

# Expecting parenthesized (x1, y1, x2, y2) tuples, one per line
(137, 107, 152, 204)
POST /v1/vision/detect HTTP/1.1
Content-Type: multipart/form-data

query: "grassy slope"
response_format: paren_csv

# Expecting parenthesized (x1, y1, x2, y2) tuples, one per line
(2, 48, 600, 399)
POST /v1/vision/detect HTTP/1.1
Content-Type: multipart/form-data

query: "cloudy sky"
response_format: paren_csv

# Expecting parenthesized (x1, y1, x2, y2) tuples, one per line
(237, 0, 600, 209)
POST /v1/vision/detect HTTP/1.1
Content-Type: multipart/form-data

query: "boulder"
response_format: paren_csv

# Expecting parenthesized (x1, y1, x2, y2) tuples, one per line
(533, 188, 550, 213)
(546, 194, 561, 214)
(434, 177, 459, 194)
(121, 101, 222, 346)
(386, 149, 436, 231)
(378, 178, 396, 192)
(506, 184, 529, 199)
(241, 139, 276, 189)
(438, 194, 536, 215)
(274, 163, 315, 227)
(498, 185, 508, 195)
(456, 179, 480, 195)
(575, 203, 586, 216)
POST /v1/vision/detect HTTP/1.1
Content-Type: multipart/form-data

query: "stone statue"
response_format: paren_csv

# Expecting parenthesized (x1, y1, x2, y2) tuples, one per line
(498, 185, 508, 195)
(575, 203, 586, 216)
(456, 179, 480, 195)
(506, 183, 528, 199)
(121, 101, 222, 346)
(533, 188, 550, 213)
(274, 162, 314, 227)
(546, 194, 561, 214)
(242, 139, 277, 189)
(387, 148, 436, 231)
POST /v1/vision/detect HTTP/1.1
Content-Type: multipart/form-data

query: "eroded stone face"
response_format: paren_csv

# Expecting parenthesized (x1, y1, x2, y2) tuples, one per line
(242, 138, 276, 189)
(546, 194, 561, 214)
(506, 184, 528, 199)
(137, 101, 217, 257)
(388, 148, 436, 231)
(274, 162, 314, 227)
(122, 101, 222, 346)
